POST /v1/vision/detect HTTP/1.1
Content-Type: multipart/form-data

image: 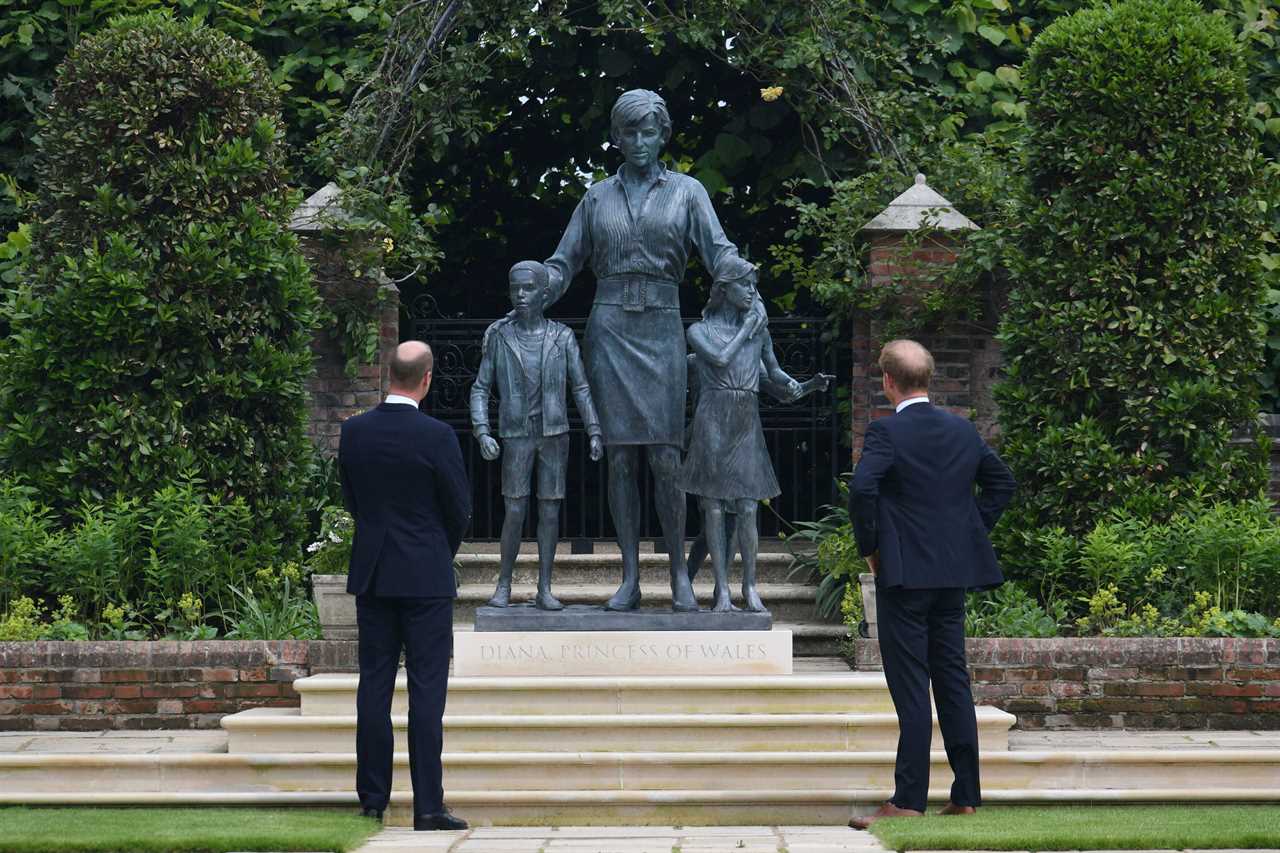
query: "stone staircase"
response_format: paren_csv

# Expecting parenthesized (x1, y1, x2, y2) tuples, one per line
(451, 544, 847, 656)
(7, 666, 1280, 825)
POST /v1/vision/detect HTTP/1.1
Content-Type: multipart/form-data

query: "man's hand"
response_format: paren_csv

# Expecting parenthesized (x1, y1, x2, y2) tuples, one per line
(866, 551, 880, 576)
(589, 434, 604, 461)
(479, 435, 500, 461)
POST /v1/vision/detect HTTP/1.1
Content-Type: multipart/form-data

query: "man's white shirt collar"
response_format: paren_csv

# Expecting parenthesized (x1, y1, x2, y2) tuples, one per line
(896, 396, 930, 413)
(385, 394, 418, 407)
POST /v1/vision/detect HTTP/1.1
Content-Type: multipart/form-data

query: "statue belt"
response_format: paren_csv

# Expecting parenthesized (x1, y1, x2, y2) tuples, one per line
(595, 275, 679, 312)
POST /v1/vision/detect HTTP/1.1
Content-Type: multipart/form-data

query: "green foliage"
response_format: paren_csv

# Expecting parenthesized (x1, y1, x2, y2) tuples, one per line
(0, 474, 294, 638)
(965, 583, 1064, 638)
(994, 0, 1272, 578)
(0, 0, 381, 234)
(786, 492, 859, 620)
(0, 476, 52, 613)
(222, 574, 321, 641)
(1017, 499, 1280, 630)
(0, 13, 319, 550)
(305, 506, 354, 575)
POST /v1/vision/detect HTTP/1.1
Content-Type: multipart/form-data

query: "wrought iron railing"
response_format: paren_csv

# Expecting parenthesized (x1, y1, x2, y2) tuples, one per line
(409, 294, 843, 541)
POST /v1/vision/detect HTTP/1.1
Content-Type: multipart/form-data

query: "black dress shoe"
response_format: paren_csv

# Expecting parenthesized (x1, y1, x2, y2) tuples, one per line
(414, 810, 468, 831)
(359, 807, 383, 820)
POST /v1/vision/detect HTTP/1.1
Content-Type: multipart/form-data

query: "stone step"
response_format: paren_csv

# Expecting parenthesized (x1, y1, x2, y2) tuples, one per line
(221, 706, 1015, 754)
(454, 551, 803, 587)
(6, 750, 1280, 817)
(452, 583, 828, 626)
(293, 672, 892, 717)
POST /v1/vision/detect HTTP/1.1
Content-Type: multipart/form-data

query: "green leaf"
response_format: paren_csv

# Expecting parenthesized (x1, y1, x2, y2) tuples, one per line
(995, 66, 1021, 88)
(347, 6, 370, 22)
(978, 24, 1008, 45)
(1266, 117, 1280, 136)
(17, 22, 35, 46)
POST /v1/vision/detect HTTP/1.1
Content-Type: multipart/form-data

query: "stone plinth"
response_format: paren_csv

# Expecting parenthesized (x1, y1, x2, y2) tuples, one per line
(474, 604, 771, 632)
(453, 629, 792, 677)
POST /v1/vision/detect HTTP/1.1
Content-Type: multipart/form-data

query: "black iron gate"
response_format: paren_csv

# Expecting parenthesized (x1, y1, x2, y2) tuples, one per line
(409, 294, 843, 541)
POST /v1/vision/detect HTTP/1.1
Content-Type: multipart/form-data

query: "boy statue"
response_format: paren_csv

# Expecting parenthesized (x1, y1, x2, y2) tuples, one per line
(470, 260, 604, 610)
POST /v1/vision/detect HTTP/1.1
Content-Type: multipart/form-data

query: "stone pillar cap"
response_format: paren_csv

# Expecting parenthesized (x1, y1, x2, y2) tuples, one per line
(289, 182, 353, 232)
(860, 173, 978, 234)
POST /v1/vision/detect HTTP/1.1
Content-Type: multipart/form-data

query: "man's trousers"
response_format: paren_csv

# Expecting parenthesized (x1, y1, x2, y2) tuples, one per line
(875, 584, 981, 813)
(355, 595, 453, 815)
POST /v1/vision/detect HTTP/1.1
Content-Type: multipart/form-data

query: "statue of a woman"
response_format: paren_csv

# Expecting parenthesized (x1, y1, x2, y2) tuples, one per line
(543, 89, 755, 611)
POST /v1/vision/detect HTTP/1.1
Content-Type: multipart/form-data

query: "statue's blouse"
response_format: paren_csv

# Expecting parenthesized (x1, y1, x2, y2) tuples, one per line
(544, 163, 739, 301)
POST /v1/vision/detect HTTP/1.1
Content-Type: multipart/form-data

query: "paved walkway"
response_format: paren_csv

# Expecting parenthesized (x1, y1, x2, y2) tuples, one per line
(351, 825, 890, 852)
(349, 827, 1280, 853)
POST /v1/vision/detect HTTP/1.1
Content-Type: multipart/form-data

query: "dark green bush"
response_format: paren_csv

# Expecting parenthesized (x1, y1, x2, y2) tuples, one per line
(995, 0, 1271, 575)
(0, 13, 319, 549)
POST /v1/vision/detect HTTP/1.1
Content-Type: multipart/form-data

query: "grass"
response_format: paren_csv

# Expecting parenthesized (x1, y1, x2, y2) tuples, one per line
(0, 807, 381, 853)
(870, 804, 1280, 850)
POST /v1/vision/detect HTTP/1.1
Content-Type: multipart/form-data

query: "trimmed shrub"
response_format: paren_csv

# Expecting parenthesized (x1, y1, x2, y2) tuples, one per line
(995, 0, 1271, 575)
(0, 13, 318, 549)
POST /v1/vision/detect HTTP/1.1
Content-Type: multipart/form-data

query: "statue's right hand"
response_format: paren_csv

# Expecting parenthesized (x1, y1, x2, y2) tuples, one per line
(479, 435, 501, 460)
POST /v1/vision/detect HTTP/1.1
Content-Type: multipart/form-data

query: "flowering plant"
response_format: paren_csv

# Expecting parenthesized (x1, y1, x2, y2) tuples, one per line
(306, 506, 354, 575)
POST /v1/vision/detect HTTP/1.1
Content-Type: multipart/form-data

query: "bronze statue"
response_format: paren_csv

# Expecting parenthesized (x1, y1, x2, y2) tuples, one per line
(471, 261, 604, 610)
(542, 88, 758, 612)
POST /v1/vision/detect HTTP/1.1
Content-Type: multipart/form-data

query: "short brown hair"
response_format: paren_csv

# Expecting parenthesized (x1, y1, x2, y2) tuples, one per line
(390, 340, 433, 387)
(878, 339, 934, 392)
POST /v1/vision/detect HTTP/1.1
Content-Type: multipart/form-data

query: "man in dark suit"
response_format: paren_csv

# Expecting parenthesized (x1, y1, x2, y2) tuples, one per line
(847, 339, 1016, 830)
(339, 340, 472, 831)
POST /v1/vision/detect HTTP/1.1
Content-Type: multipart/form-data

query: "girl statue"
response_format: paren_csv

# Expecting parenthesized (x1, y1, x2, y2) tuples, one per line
(678, 257, 830, 612)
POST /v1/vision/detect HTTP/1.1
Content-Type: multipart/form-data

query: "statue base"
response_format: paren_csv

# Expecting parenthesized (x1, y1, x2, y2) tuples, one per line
(474, 603, 772, 632)
(454, 628, 791, 676)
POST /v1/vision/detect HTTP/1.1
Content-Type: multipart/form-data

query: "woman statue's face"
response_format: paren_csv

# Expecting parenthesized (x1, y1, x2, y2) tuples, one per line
(617, 114, 664, 170)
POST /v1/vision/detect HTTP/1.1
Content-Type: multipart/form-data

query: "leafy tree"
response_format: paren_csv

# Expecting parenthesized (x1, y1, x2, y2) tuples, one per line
(0, 12, 319, 550)
(994, 0, 1271, 575)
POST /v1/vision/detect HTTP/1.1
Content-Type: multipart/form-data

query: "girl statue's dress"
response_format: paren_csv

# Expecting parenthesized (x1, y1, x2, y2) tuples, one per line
(677, 322, 780, 502)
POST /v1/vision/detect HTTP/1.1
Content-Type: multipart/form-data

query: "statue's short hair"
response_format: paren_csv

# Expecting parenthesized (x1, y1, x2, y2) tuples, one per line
(509, 260, 549, 289)
(610, 89, 672, 146)
(390, 340, 433, 387)
(879, 339, 934, 393)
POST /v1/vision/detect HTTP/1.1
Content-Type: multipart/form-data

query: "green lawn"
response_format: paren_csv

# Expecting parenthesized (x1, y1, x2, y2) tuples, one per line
(870, 804, 1280, 850)
(0, 807, 380, 853)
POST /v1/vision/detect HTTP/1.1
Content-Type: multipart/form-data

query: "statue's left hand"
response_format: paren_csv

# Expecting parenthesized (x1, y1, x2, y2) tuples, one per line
(589, 434, 604, 461)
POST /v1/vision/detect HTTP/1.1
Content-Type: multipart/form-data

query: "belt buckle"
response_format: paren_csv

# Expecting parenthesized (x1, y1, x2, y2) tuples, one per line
(622, 280, 646, 312)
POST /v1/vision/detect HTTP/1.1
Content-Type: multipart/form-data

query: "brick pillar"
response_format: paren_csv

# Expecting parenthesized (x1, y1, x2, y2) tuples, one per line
(292, 238, 397, 457)
(852, 175, 997, 464)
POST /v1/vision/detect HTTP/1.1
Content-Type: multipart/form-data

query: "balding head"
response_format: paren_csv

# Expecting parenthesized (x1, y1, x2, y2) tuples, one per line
(389, 340, 433, 395)
(878, 339, 934, 397)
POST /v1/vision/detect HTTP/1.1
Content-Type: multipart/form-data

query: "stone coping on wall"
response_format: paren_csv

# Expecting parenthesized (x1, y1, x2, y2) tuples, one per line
(1, 638, 1277, 731)
(854, 637, 1280, 730)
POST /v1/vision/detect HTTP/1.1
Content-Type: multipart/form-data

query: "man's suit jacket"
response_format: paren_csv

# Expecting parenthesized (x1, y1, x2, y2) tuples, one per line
(849, 403, 1016, 591)
(469, 320, 601, 439)
(339, 402, 472, 597)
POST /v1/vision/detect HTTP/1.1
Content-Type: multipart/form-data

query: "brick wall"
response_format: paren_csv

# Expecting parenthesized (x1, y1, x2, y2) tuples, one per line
(0, 642, 357, 732)
(4, 640, 1278, 731)
(854, 637, 1280, 730)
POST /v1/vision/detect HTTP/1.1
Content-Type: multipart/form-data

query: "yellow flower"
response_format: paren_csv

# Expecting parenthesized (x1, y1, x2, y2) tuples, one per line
(382, 237, 395, 253)
(760, 86, 784, 102)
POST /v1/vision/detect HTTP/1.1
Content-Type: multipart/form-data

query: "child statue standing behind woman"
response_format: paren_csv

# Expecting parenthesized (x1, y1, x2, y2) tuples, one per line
(678, 257, 829, 612)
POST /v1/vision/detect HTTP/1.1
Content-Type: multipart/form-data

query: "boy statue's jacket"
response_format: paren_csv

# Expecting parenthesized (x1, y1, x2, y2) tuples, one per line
(470, 319, 602, 439)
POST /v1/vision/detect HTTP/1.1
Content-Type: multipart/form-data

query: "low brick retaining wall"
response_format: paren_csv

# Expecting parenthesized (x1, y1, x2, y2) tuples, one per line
(854, 637, 1280, 730)
(3, 639, 1277, 731)
(0, 641, 358, 731)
